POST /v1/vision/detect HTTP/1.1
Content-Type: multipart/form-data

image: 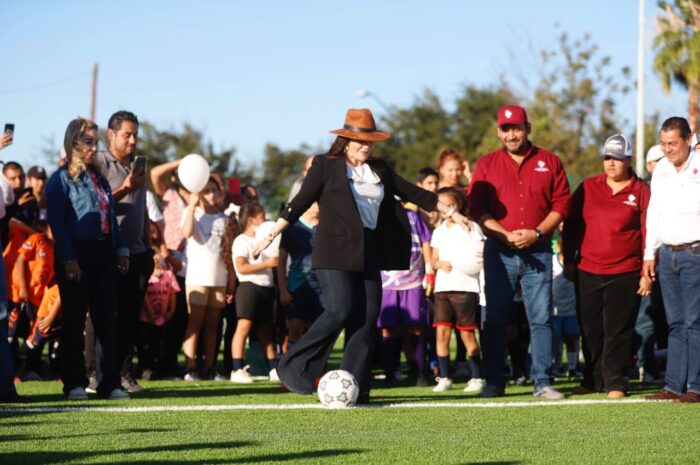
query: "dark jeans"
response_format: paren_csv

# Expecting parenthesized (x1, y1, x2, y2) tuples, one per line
(276, 267, 382, 399)
(116, 251, 154, 379)
(577, 269, 640, 393)
(56, 240, 120, 396)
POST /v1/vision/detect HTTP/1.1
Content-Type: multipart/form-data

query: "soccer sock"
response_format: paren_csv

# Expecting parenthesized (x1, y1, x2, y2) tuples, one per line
(411, 334, 426, 374)
(469, 355, 482, 379)
(438, 356, 450, 379)
(381, 337, 402, 377)
(567, 339, 580, 370)
(232, 358, 244, 371)
(267, 358, 278, 371)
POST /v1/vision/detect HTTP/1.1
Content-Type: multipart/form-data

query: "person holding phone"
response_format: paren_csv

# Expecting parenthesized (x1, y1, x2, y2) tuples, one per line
(93, 111, 153, 394)
(1, 124, 13, 150)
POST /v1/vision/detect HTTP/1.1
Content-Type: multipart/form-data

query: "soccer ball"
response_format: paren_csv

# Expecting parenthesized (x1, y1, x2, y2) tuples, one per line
(317, 370, 360, 408)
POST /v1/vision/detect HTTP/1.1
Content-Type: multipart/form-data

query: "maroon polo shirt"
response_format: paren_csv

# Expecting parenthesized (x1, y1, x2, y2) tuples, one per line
(562, 173, 650, 275)
(468, 145, 570, 234)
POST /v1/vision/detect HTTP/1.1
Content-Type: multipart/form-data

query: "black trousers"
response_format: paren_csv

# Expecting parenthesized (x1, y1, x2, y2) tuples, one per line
(276, 267, 381, 400)
(577, 269, 640, 393)
(161, 274, 188, 375)
(56, 240, 120, 396)
(116, 251, 154, 379)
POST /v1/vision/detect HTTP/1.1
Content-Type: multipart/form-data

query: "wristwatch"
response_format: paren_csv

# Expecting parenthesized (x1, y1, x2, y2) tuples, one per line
(535, 228, 543, 240)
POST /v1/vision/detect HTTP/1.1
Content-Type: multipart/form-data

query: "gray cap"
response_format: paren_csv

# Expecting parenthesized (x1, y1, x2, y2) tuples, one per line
(601, 134, 632, 160)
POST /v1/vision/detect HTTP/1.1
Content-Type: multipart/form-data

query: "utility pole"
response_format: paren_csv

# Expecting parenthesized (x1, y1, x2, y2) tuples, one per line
(636, 0, 646, 175)
(90, 63, 98, 122)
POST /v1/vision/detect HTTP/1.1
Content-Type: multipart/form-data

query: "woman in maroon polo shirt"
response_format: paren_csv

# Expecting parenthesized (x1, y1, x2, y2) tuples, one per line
(562, 134, 651, 399)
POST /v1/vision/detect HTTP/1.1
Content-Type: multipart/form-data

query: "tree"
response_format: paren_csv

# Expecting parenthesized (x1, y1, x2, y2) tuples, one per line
(524, 32, 632, 182)
(256, 143, 315, 212)
(653, 0, 700, 132)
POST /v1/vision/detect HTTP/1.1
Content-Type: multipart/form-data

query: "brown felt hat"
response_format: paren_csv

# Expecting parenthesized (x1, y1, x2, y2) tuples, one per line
(329, 108, 390, 142)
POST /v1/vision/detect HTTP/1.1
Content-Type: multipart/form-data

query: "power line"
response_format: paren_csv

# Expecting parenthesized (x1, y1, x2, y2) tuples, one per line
(0, 72, 89, 96)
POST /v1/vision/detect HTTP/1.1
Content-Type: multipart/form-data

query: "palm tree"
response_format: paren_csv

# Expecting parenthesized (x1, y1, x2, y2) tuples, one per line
(653, 0, 700, 132)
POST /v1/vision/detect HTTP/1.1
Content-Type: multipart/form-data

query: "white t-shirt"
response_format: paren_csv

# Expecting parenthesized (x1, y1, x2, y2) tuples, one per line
(181, 207, 227, 286)
(232, 233, 274, 287)
(431, 222, 484, 293)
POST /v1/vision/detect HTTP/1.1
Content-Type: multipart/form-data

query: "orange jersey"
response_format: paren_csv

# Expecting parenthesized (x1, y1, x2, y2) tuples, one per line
(3, 227, 29, 299)
(36, 283, 61, 320)
(11, 233, 55, 307)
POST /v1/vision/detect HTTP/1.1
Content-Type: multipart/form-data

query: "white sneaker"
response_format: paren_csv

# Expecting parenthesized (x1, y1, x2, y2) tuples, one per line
(463, 378, 486, 394)
(268, 368, 280, 382)
(183, 371, 199, 382)
(67, 387, 88, 401)
(432, 377, 453, 392)
(108, 388, 130, 400)
(533, 386, 565, 400)
(230, 365, 254, 384)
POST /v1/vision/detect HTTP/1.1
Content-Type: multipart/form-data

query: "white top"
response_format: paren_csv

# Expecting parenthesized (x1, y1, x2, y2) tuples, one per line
(431, 222, 485, 293)
(0, 171, 14, 208)
(644, 150, 700, 259)
(180, 207, 228, 286)
(146, 190, 164, 223)
(232, 233, 274, 287)
(346, 163, 384, 230)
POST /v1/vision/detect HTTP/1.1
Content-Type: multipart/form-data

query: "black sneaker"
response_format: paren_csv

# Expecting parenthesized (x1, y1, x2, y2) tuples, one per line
(415, 372, 430, 387)
(121, 376, 145, 393)
(0, 390, 30, 404)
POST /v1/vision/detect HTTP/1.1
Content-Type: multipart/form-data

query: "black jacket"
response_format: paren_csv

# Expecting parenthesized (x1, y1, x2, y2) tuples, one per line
(280, 155, 437, 271)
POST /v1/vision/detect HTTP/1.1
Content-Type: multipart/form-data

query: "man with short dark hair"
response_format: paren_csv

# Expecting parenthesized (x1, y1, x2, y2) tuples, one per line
(469, 105, 571, 399)
(26, 166, 48, 220)
(644, 117, 700, 403)
(93, 110, 153, 393)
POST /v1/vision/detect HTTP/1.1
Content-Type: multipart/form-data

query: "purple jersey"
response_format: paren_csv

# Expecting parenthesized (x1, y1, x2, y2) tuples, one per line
(381, 208, 431, 290)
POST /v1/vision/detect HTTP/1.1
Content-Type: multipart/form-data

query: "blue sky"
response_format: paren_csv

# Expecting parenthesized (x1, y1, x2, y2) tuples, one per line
(1, 0, 688, 170)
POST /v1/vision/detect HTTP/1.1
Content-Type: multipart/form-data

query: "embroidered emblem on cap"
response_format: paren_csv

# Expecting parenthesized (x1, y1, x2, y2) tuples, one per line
(505, 110, 512, 119)
(534, 160, 549, 172)
(624, 194, 637, 207)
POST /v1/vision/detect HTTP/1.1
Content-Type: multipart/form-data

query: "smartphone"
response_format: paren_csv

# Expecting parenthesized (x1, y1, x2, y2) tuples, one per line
(4, 123, 14, 136)
(132, 155, 147, 173)
(228, 178, 241, 195)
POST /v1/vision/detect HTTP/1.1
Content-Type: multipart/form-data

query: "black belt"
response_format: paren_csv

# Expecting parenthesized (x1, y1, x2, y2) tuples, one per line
(666, 241, 700, 251)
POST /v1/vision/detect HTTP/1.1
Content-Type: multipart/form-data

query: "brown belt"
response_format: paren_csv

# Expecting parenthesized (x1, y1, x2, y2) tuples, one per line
(666, 241, 700, 251)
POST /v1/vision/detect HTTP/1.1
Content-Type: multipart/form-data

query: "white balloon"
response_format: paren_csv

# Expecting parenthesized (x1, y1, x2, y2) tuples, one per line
(178, 154, 211, 193)
(254, 221, 281, 258)
(451, 239, 484, 276)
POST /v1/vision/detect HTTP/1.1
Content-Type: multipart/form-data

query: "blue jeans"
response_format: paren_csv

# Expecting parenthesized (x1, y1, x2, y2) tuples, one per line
(482, 239, 553, 392)
(657, 245, 700, 395)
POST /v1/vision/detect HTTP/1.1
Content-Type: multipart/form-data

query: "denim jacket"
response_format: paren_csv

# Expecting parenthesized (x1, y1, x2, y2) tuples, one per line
(46, 166, 129, 261)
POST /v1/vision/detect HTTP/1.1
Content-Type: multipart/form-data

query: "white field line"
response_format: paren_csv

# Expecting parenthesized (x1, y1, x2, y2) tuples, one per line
(0, 398, 659, 413)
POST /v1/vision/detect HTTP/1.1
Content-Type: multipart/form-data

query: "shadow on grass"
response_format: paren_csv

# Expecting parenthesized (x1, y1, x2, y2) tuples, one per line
(137, 384, 287, 400)
(0, 441, 365, 465)
(457, 462, 521, 465)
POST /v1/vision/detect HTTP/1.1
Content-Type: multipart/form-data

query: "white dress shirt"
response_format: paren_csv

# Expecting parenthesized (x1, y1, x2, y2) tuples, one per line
(346, 162, 384, 230)
(644, 149, 700, 259)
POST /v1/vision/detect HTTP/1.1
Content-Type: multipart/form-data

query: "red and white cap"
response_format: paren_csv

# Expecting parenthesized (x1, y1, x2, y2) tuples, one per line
(497, 105, 528, 126)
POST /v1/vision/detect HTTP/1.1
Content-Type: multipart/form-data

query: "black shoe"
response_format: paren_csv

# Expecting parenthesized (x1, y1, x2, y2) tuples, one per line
(415, 373, 430, 387)
(121, 376, 145, 393)
(382, 374, 398, 388)
(0, 391, 30, 404)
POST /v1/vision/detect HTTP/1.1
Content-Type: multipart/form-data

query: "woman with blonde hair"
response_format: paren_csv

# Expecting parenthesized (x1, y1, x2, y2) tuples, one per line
(46, 117, 130, 400)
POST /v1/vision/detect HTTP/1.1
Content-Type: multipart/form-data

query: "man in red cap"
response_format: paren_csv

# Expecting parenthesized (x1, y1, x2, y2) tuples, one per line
(468, 105, 571, 398)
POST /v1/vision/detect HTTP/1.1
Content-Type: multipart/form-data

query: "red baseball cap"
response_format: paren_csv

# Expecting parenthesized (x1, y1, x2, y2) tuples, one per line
(497, 105, 528, 126)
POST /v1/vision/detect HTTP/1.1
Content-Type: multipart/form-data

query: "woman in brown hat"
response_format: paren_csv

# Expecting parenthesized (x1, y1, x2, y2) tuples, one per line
(253, 108, 473, 403)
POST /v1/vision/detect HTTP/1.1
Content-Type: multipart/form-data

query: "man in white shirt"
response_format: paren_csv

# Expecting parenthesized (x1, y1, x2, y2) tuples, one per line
(643, 117, 700, 403)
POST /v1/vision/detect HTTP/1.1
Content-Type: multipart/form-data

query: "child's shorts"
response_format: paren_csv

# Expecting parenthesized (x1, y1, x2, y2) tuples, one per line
(235, 282, 274, 324)
(378, 287, 428, 328)
(552, 314, 580, 338)
(287, 284, 324, 323)
(433, 291, 479, 331)
(186, 285, 226, 309)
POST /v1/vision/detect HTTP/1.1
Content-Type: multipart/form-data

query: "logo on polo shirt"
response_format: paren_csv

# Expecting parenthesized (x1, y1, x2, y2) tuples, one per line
(623, 194, 637, 207)
(534, 160, 549, 172)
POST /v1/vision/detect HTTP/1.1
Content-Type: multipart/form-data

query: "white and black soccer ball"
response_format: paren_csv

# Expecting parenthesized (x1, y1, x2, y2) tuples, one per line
(317, 370, 360, 408)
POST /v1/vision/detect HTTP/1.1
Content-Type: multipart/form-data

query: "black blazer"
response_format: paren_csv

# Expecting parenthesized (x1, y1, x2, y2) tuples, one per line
(280, 155, 437, 272)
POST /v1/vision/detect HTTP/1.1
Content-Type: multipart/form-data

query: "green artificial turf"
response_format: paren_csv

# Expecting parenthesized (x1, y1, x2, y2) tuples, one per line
(2, 375, 700, 465)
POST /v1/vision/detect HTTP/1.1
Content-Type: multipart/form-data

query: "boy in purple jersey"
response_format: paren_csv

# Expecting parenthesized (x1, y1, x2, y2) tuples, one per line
(378, 203, 433, 386)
